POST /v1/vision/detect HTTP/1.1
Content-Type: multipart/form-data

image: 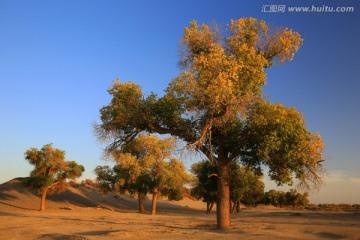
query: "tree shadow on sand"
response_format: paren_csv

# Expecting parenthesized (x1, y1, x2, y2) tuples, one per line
(315, 232, 349, 240)
(0, 178, 99, 210)
(37, 234, 88, 240)
(0, 191, 16, 201)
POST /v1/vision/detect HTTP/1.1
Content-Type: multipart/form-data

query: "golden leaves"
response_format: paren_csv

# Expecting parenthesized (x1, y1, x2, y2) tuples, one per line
(169, 17, 304, 131)
(278, 28, 303, 63)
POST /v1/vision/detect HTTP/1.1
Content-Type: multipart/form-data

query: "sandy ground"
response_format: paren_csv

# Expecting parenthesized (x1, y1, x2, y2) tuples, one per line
(1, 178, 359, 240)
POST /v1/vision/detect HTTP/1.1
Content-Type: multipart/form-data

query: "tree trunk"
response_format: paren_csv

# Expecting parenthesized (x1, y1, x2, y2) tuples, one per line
(209, 202, 214, 213)
(40, 189, 48, 211)
(231, 201, 236, 213)
(151, 189, 158, 215)
(138, 190, 145, 213)
(206, 201, 214, 214)
(216, 162, 231, 229)
(236, 201, 241, 213)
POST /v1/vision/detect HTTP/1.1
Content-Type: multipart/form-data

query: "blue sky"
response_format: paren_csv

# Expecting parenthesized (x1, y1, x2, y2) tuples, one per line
(1, 0, 359, 204)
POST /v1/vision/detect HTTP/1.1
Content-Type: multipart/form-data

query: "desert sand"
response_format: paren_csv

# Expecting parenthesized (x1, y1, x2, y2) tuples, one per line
(0, 178, 359, 240)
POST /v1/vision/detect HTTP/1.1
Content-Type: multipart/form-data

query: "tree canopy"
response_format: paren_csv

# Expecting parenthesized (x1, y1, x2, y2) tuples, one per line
(95, 134, 190, 214)
(95, 18, 324, 229)
(190, 160, 218, 213)
(191, 160, 264, 213)
(229, 162, 265, 210)
(263, 189, 309, 208)
(23, 143, 85, 211)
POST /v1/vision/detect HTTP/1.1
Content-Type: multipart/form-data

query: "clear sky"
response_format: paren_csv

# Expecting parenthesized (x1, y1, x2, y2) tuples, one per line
(1, 0, 359, 204)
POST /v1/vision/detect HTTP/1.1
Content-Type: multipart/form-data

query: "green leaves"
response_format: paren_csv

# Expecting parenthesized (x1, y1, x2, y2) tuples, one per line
(95, 135, 189, 199)
(96, 18, 324, 198)
(23, 144, 84, 194)
(95, 18, 323, 228)
(191, 160, 264, 205)
(263, 189, 309, 208)
(190, 160, 218, 203)
(22, 175, 55, 193)
(243, 101, 324, 188)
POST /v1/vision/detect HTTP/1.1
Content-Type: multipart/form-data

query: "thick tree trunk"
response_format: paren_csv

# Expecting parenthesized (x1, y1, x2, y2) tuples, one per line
(216, 162, 231, 229)
(40, 189, 48, 211)
(138, 190, 145, 213)
(151, 189, 158, 215)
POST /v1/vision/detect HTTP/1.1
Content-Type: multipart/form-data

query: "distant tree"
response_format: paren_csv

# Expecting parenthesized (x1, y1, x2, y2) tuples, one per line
(68, 180, 80, 187)
(190, 160, 218, 213)
(263, 189, 280, 207)
(161, 158, 192, 201)
(286, 189, 309, 208)
(263, 189, 309, 208)
(230, 163, 264, 211)
(278, 191, 287, 207)
(95, 135, 190, 214)
(191, 161, 265, 213)
(95, 162, 151, 213)
(81, 179, 96, 187)
(94, 165, 118, 194)
(23, 144, 84, 211)
(240, 182, 265, 207)
(95, 18, 325, 229)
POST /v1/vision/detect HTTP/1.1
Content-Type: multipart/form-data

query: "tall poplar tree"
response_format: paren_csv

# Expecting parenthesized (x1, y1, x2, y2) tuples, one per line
(95, 18, 324, 229)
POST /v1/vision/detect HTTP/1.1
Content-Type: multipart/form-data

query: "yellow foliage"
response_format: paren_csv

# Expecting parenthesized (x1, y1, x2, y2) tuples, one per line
(168, 18, 303, 131)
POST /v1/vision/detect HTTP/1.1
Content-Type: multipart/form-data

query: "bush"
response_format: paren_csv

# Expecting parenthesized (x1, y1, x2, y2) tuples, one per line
(263, 189, 309, 208)
(81, 179, 97, 187)
(68, 180, 80, 187)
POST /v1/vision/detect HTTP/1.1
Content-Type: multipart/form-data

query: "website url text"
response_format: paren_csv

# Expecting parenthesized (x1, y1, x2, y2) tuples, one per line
(261, 5, 355, 13)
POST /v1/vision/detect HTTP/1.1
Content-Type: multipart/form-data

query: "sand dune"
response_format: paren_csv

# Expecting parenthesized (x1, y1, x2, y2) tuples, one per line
(1, 178, 360, 240)
(0, 178, 205, 213)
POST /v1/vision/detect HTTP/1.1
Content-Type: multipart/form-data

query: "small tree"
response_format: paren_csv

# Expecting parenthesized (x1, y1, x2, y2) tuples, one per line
(95, 134, 190, 214)
(190, 160, 218, 213)
(95, 162, 151, 213)
(240, 179, 264, 207)
(263, 189, 309, 208)
(263, 189, 279, 206)
(23, 143, 85, 211)
(191, 161, 264, 213)
(230, 163, 264, 210)
(161, 158, 192, 201)
(285, 189, 309, 208)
